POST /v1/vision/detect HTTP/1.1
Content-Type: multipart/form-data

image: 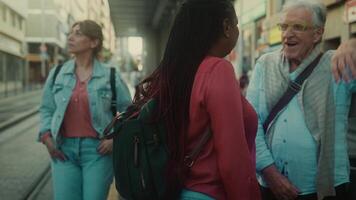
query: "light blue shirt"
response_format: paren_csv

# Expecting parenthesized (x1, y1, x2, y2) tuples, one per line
(246, 50, 356, 195)
(39, 59, 132, 144)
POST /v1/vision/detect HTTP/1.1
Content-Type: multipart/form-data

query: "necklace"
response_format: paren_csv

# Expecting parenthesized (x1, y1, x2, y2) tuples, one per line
(76, 72, 92, 83)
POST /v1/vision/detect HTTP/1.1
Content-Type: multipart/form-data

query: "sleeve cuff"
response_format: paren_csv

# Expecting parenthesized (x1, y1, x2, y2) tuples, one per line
(40, 131, 51, 144)
(256, 157, 275, 172)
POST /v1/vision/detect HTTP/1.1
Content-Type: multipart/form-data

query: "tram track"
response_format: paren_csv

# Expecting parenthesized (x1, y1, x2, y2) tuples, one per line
(0, 107, 39, 133)
(0, 90, 41, 132)
(22, 165, 51, 200)
(0, 111, 52, 200)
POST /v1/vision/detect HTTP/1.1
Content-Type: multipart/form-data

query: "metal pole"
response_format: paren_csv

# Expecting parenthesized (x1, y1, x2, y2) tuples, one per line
(40, 0, 45, 80)
(3, 54, 7, 97)
(1, 53, 4, 98)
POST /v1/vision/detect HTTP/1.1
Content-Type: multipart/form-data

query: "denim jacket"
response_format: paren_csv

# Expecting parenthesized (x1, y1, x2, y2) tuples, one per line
(38, 59, 132, 144)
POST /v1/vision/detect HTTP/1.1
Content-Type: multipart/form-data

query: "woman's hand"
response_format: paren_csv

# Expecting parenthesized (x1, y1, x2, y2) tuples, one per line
(97, 138, 113, 155)
(332, 38, 356, 83)
(43, 137, 67, 161)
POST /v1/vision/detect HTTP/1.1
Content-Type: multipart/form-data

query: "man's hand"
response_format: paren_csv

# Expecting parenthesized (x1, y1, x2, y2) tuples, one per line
(43, 137, 67, 161)
(262, 165, 299, 200)
(97, 138, 113, 155)
(332, 38, 356, 83)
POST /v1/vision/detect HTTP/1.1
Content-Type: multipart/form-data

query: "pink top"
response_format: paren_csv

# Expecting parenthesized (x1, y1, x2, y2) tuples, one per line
(185, 57, 260, 200)
(61, 78, 97, 138)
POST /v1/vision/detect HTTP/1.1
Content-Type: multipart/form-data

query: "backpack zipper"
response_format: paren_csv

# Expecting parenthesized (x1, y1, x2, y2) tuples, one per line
(134, 136, 139, 167)
(140, 170, 146, 190)
(133, 136, 147, 190)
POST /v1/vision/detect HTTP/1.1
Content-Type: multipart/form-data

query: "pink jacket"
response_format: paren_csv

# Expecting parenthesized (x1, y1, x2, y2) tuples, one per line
(185, 56, 261, 200)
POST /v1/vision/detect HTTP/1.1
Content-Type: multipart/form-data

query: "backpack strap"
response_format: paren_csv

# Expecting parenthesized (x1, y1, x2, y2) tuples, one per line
(110, 68, 117, 116)
(184, 128, 212, 168)
(263, 53, 323, 133)
(52, 64, 63, 86)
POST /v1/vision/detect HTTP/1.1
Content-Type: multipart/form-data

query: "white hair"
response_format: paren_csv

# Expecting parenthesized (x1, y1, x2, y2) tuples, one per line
(282, 0, 327, 28)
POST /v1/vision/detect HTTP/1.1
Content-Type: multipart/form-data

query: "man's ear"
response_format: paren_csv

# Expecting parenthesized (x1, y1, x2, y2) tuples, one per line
(223, 18, 231, 38)
(313, 27, 324, 43)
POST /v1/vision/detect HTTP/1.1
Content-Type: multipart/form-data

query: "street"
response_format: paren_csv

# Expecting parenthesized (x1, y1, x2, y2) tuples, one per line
(0, 113, 51, 200)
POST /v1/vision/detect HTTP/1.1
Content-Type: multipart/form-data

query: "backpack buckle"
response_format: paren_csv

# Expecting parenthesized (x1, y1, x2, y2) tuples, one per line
(102, 113, 123, 139)
(111, 100, 117, 107)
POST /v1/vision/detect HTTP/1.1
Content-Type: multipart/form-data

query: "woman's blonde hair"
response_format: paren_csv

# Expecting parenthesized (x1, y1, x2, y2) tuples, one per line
(72, 20, 104, 57)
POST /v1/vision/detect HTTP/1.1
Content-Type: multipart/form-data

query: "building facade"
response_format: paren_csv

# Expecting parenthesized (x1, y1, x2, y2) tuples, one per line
(0, 0, 27, 97)
(25, 0, 116, 84)
(234, 0, 267, 77)
(26, 0, 70, 83)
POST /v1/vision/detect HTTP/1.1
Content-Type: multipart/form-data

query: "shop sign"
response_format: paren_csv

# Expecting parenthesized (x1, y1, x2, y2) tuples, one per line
(268, 26, 282, 45)
(323, 0, 343, 7)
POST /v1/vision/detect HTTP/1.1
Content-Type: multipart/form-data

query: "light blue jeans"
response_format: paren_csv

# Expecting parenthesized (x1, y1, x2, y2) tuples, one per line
(180, 189, 215, 200)
(51, 137, 113, 200)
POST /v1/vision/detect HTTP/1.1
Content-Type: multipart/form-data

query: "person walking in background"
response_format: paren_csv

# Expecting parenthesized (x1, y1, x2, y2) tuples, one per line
(247, 1, 356, 200)
(239, 73, 250, 96)
(38, 20, 131, 200)
(128, 0, 260, 199)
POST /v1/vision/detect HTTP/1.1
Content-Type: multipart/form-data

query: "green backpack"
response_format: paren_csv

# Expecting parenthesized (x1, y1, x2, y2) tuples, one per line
(110, 100, 168, 199)
(104, 99, 212, 200)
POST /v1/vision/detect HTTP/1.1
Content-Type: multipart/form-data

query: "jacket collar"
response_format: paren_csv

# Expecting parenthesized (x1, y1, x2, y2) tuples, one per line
(61, 58, 105, 78)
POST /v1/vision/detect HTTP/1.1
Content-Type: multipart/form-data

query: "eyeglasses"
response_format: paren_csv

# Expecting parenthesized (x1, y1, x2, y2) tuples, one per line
(277, 23, 315, 32)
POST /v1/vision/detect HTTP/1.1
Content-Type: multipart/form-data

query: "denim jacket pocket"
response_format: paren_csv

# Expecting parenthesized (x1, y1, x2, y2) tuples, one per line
(52, 84, 64, 106)
(97, 88, 112, 112)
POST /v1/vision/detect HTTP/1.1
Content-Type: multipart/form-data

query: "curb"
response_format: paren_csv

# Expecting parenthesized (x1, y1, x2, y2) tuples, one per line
(0, 106, 39, 132)
(0, 90, 42, 105)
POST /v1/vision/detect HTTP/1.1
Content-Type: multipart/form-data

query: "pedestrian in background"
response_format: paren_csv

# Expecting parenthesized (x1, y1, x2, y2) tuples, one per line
(129, 0, 260, 199)
(38, 20, 131, 200)
(239, 73, 249, 96)
(247, 0, 356, 200)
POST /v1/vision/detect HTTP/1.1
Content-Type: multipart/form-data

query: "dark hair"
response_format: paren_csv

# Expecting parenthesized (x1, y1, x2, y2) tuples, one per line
(72, 20, 103, 57)
(130, 0, 236, 197)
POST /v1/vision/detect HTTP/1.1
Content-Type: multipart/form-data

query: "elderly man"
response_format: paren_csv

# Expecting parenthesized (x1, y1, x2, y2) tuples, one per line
(246, 1, 356, 200)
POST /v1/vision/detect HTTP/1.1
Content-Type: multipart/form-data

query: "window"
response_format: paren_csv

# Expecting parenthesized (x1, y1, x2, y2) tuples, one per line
(11, 11, 16, 27)
(0, 3, 2, 19)
(18, 16, 22, 30)
(2, 4, 6, 21)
